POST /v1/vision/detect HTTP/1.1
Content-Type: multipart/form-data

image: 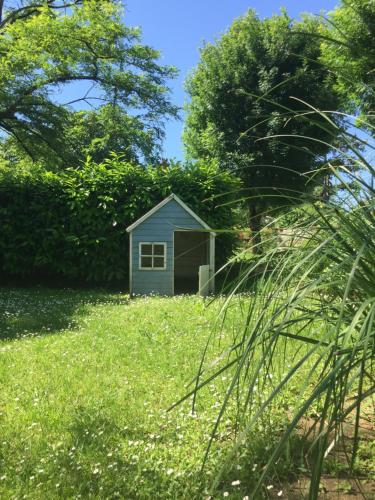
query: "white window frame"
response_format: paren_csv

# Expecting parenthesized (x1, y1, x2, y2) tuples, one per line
(139, 242, 167, 271)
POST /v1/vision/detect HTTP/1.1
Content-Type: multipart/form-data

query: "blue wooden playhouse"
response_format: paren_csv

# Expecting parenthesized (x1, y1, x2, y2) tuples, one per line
(126, 194, 215, 296)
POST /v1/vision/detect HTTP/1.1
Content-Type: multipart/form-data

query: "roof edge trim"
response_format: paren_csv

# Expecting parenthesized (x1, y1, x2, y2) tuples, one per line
(126, 193, 214, 233)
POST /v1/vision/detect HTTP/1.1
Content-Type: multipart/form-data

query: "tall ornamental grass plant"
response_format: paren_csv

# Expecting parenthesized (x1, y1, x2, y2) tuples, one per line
(184, 113, 374, 498)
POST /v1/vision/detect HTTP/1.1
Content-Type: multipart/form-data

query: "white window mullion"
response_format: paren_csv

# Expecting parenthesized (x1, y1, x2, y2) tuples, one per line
(139, 242, 167, 270)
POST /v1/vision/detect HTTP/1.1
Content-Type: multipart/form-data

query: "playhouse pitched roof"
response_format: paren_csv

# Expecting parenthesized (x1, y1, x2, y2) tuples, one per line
(126, 193, 213, 233)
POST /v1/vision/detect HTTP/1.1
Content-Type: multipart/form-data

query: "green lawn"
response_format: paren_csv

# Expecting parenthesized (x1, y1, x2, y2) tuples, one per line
(0, 288, 373, 499)
(0, 289, 252, 499)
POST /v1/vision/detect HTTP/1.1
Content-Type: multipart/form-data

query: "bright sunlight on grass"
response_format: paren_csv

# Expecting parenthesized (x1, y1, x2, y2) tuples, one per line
(0, 288, 373, 498)
(0, 288, 248, 498)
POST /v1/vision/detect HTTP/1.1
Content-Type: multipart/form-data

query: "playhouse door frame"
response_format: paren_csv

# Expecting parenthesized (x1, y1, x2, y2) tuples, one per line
(172, 230, 215, 295)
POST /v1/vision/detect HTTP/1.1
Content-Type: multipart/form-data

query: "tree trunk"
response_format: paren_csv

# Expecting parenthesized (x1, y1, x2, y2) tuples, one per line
(249, 204, 262, 254)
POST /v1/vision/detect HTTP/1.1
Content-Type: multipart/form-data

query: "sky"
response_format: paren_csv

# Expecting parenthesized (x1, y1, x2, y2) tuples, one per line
(122, 0, 339, 160)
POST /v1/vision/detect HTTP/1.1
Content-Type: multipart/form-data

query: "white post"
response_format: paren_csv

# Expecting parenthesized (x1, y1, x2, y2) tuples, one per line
(209, 232, 215, 294)
(199, 265, 210, 296)
(129, 232, 133, 296)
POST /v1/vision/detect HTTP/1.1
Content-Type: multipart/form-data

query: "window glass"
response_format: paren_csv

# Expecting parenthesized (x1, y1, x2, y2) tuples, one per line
(139, 243, 166, 270)
(154, 244, 165, 256)
(153, 257, 164, 268)
(141, 256, 152, 268)
(141, 244, 153, 255)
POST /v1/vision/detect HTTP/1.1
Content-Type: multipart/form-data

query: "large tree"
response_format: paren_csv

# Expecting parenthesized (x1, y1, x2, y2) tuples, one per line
(0, 0, 178, 165)
(2, 103, 163, 167)
(320, 0, 375, 131)
(183, 10, 341, 245)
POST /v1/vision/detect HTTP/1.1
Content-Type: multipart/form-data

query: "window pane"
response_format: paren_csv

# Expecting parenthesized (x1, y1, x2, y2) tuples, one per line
(140, 244, 152, 256)
(141, 256, 152, 268)
(154, 244, 165, 256)
(153, 257, 165, 268)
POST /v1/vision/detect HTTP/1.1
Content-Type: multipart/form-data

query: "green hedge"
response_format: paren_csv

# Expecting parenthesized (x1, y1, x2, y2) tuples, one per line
(0, 156, 240, 285)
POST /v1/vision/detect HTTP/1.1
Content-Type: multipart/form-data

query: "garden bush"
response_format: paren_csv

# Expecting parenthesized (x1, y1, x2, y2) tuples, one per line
(0, 156, 240, 285)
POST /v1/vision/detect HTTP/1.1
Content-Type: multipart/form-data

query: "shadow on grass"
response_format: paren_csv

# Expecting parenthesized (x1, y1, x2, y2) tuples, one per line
(16, 406, 310, 499)
(0, 287, 129, 341)
(54, 405, 206, 498)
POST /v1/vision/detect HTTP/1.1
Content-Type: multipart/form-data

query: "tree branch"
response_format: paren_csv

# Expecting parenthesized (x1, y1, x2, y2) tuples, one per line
(0, 73, 109, 120)
(0, 121, 36, 160)
(63, 96, 109, 106)
(0, 0, 82, 29)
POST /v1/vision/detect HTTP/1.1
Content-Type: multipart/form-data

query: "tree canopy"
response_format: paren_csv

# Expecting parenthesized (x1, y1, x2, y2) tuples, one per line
(320, 0, 375, 130)
(0, 0, 178, 165)
(183, 10, 341, 234)
(2, 103, 164, 167)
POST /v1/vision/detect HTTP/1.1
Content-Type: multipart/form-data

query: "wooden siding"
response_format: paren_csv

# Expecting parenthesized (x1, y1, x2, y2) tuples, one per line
(131, 199, 205, 295)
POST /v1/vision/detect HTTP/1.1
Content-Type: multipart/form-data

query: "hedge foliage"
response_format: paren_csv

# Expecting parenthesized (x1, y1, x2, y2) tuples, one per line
(0, 156, 240, 285)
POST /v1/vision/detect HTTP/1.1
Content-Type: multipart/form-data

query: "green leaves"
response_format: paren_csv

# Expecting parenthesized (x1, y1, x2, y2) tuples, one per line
(184, 10, 341, 219)
(187, 113, 375, 497)
(0, 157, 239, 284)
(0, 0, 178, 164)
(319, 0, 375, 132)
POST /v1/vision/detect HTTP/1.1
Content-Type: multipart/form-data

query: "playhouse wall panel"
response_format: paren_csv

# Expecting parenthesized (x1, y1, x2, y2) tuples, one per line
(130, 199, 205, 295)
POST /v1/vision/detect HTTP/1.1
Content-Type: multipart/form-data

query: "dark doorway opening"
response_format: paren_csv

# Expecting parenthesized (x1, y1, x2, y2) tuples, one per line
(174, 231, 209, 294)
